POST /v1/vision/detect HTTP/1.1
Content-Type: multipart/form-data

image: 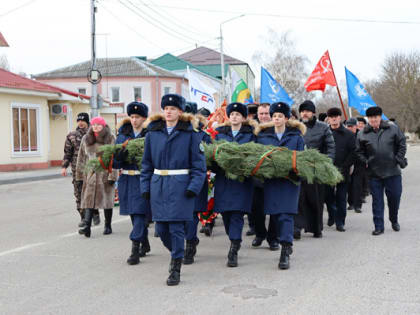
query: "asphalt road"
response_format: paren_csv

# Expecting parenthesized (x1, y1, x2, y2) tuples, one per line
(1, 146, 419, 315)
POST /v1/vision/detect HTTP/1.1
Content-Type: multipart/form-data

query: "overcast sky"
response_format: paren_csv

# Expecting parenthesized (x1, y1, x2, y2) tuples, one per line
(1, 0, 419, 87)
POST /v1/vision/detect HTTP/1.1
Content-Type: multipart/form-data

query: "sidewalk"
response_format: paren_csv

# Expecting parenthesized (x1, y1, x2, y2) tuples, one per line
(0, 167, 69, 185)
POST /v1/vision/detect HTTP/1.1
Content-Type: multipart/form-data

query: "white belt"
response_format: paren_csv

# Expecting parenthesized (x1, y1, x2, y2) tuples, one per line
(154, 169, 189, 176)
(122, 170, 140, 175)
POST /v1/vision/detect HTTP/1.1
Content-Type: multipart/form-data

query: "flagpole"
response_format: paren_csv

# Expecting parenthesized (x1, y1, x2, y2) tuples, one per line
(328, 51, 348, 120)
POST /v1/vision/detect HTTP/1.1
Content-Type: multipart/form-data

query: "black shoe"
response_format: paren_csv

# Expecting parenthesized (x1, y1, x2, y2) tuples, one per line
(227, 240, 241, 267)
(246, 227, 255, 236)
(103, 209, 113, 235)
(347, 205, 354, 210)
(203, 223, 213, 237)
(372, 229, 384, 236)
(269, 240, 280, 251)
(199, 226, 205, 233)
(278, 244, 293, 270)
(92, 212, 100, 226)
(78, 209, 92, 238)
(167, 258, 182, 286)
(355, 208, 362, 213)
(139, 236, 151, 257)
(293, 230, 301, 240)
(252, 237, 264, 247)
(313, 232, 323, 238)
(103, 226, 112, 235)
(127, 241, 140, 265)
(336, 225, 346, 232)
(392, 222, 400, 232)
(327, 217, 334, 227)
(183, 239, 199, 265)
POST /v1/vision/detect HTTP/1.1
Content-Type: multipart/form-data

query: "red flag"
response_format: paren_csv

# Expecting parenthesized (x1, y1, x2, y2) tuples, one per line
(304, 51, 337, 92)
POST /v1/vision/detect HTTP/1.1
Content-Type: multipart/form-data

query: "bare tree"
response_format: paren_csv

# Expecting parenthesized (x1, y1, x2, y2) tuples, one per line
(252, 30, 313, 106)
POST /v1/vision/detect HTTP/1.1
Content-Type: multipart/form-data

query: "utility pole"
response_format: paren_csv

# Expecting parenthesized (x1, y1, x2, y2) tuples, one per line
(90, 0, 99, 117)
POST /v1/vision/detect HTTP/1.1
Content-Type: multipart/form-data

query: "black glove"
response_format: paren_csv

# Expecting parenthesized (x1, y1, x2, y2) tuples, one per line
(142, 192, 150, 200)
(397, 157, 408, 169)
(108, 180, 116, 186)
(185, 190, 196, 198)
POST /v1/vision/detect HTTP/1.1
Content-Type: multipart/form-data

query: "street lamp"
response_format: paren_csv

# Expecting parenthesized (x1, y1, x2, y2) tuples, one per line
(219, 14, 245, 104)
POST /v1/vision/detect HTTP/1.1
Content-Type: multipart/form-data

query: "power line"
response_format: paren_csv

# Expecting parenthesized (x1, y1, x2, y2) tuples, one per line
(142, 3, 420, 25)
(0, 0, 37, 18)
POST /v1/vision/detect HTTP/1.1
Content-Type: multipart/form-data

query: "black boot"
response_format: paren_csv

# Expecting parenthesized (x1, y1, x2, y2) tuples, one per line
(278, 243, 293, 270)
(227, 240, 241, 267)
(203, 223, 213, 237)
(103, 209, 113, 235)
(78, 208, 92, 238)
(127, 241, 140, 265)
(92, 209, 100, 226)
(183, 239, 199, 265)
(78, 209, 86, 228)
(139, 235, 151, 257)
(167, 258, 182, 286)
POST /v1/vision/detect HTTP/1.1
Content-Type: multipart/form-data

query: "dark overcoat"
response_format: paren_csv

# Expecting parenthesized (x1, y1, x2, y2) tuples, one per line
(140, 114, 207, 222)
(113, 118, 150, 216)
(213, 120, 256, 213)
(256, 120, 306, 215)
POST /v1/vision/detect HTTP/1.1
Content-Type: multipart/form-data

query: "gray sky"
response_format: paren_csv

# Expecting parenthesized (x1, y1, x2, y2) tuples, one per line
(1, 0, 419, 87)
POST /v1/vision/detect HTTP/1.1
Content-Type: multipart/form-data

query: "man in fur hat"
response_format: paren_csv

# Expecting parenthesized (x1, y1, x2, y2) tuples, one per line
(140, 94, 206, 286)
(355, 106, 407, 235)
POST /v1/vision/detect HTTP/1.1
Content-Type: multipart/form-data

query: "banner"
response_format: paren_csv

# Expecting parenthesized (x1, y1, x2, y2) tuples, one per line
(187, 67, 217, 112)
(345, 67, 387, 119)
(230, 69, 253, 104)
(305, 50, 337, 92)
(260, 66, 294, 105)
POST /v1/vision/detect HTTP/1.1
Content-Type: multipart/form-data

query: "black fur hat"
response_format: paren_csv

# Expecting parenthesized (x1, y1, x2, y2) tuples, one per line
(226, 102, 247, 118)
(366, 106, 382, 117)
(270, 102, 291, 118)
(299, 100, 316, 113)
(185, 101, 198, 114)
(327, 107, 342, 117)
(161, 94, 186, 111)
(127, 101, 148, 118)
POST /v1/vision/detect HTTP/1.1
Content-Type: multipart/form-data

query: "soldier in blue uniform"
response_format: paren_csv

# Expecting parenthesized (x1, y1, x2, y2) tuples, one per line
(140, 94, 207, 286)
(213, 102, 256, 267)
(255, 102, 305, 269)
(113, 101, 150, 265)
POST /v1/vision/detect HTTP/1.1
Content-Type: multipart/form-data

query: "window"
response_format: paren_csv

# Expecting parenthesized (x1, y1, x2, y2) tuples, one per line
(111, 87, 120, 102)
(133, 87, 142, 101)
(164, 87, 171, 95)
(78, 88, 87, 95)
(12, 104, 40, 154)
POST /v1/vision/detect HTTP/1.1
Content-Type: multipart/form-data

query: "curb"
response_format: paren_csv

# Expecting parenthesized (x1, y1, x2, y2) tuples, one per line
(0, 174, 64, 185)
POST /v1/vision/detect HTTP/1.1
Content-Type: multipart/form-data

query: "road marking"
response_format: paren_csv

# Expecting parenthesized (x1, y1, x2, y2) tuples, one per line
(0, 217, 130, 257)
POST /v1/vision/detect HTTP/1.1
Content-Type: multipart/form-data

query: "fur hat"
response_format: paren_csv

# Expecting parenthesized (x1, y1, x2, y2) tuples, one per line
(366, 106, 382, 117)
(270, 102, 291, 118)
(90, 116, 106, 126)
(299, 100, 316, 113)
(318, 113, 327, 122)
(185, 101, 198, 114)
(76, 112, 89, 124)
(247, 103, 258, 115)
(161, 94, 186, 111)
(346, 117, 358, 126)
(127, 101, 148, 118)
(327, 107, 342, 117)
(227, 102, 247, 118)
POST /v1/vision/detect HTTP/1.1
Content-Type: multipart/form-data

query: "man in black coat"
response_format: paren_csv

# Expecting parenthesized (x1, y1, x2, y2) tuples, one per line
(355, 107, 407, 235)
(294, 100, 335, 239)
(325, 108, 356, 232)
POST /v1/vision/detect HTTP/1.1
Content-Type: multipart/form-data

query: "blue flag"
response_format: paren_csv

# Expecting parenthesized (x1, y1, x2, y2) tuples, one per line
(345, 67, 387, 119)
(260, 67, 294, 105)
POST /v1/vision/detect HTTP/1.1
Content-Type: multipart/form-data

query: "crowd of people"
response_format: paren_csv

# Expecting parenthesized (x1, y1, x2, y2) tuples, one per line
(61, 95, 407, 286)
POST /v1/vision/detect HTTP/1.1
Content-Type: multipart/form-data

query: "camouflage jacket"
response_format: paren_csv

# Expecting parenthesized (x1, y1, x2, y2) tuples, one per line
(62, 127, 88, 172)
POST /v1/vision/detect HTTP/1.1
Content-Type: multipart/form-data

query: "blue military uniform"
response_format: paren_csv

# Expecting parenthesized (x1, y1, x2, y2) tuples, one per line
(140, 94, 207, 285)
(113, 102, 150, 264)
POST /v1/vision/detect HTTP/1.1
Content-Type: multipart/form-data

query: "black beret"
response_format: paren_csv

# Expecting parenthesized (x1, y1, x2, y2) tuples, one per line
(227, 102, 247, 118)
(346, 117, 358, 126)
(127, 101, 148, 118)
(318, 113, 327, 122)
(197, 107, 211, 117)
(185, 101, 198, 114)
(76, 112, 89, 124)
(161, 94, 186, 111)
(327, 107, 342, 117)
(299, 100, 316, 113)
(356, 117, 367, 124)
(270, 102, 291, 118)
(365, 106, 382, 117)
